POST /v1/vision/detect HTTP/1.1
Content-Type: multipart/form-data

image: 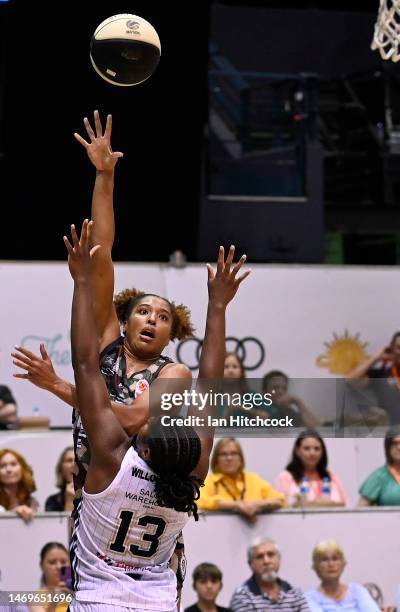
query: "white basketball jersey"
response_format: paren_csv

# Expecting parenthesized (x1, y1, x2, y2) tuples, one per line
(71, 445, 189, 610)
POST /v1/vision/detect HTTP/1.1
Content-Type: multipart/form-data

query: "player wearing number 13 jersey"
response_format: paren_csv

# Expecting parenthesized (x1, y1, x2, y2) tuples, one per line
(64, 220, 250, 612)
(72, 440, 191, 609)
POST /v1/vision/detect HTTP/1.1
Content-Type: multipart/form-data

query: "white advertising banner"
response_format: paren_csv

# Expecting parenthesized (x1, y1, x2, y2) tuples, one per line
(1, 261, 399, 427)
(0, 510, 398, 607)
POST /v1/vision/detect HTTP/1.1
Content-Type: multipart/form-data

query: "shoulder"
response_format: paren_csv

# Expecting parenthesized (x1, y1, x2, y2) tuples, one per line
(231, 582, 251, 599)
(349, 583, 379, 606)
(0, 385, 15, 402)
(277, 470, 294, 482)
(288, 585, 309, 601)
(349, 582, 372, 599)
(328, 470, 344, 483)
(99, 335, 123, 360)
(159, 362, 192, 379)
(44, 493, 63, 511)
(243, 471, 261, 479)
(204, 472, 220, 485)
(244, 471, 270, 485)
(363, 465, 388, 482)
(349, 582, 368, 594)
(305, 590, 325, 612)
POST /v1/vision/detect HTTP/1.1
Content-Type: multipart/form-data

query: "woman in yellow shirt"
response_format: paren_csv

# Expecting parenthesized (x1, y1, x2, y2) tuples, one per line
(198, 437, 284, 523)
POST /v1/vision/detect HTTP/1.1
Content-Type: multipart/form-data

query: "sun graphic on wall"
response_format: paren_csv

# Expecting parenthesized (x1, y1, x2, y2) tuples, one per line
(316, 330, 369, 375)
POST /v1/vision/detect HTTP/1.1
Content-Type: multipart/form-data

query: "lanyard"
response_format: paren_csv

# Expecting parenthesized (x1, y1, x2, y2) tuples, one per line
(217, 474, 246, 501)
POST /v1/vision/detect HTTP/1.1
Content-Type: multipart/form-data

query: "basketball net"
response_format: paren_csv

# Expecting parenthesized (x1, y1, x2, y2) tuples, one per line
(372, 0, 400, 61)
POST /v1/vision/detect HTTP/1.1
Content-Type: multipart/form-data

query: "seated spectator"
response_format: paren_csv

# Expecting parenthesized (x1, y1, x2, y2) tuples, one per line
(197, 438, 284, 523)
(0, 449, 38, 522)
(306, 540, 379, 611)
(230, 537, 309, 611)
(184, 562, 231, 612)
(45, 447, 74, 513)
(358, 426, 400, 507)
(0, 385, 17, 429)
(29, 542, 71, 612)
(276, 430, 348, 507)
(224, 352, 248, 385)
(255, 371, 320, 428)
(219, 352, 249, 418)
(347, 332, 400, 425)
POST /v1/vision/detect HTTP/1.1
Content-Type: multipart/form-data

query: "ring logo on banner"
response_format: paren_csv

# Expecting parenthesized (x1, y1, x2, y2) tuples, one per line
(176, 336, 265, 371)
(316, 330, 369, 375)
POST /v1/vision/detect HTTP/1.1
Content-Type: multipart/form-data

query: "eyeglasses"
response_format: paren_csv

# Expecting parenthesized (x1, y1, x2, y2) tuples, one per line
(218, 451, 240, 458)
(318, 557, 343, 564)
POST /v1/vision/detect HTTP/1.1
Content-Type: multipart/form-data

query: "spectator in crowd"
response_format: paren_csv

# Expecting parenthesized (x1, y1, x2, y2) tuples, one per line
(230, 537, 310, 611)
(219, 352, 249, 418)
(184, 562, 231, 612)
(197, 438, 284, 523)
(306, 540, 379, 612)
(348, 332, 400, 425)
(29, 542, 71, 612)
(0, 449, 38, 522)
(44, 447, 74, 513)
(224, 353, 248, 388)
(358, 426, 400, 507)
(0, 385, 17, 429)
(255, 371, 320, 428)
(276, 430, 348, 507)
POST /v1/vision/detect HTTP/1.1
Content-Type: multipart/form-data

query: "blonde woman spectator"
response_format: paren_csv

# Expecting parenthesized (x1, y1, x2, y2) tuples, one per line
(0, 449, 38, 522)
(306, 540, 379, 612)
(198, 438, 284, 523)
(276, 430, 348, 507)
(45, 447, 74, 513)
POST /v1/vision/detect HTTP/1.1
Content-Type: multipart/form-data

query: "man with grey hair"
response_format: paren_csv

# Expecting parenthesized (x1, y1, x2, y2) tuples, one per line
(230, 537, 310, 611)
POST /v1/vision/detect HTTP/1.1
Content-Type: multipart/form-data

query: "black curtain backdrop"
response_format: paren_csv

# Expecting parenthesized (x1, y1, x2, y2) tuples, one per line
(1, 1, 209, 261)
(0, 0, 382, 262)
(210, 6, 379, 76)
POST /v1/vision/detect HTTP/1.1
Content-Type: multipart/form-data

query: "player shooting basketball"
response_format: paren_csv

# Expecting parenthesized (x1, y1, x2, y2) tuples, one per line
(64, 220, 249, 611)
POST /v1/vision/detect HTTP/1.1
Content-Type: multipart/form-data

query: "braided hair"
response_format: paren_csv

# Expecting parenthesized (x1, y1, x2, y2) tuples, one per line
(114, 288, 194, 341)
(144, 417, 203, 520)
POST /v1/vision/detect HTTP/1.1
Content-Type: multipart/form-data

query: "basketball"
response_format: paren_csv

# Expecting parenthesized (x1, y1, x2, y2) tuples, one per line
(90, 13, 161, 86)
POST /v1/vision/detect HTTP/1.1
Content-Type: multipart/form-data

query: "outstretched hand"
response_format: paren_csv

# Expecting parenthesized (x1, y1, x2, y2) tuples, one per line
(63, 219, 100, 281)
(206, 245, 251, 309)
(74, 110, 123, 172)
(12, 343, 58, 390)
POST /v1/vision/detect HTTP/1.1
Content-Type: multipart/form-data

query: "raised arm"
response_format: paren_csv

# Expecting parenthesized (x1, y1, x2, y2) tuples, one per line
(74, 111, 123, 351)
(192, 245, 250, 481)
(12, 344, 189, 434)
(64, 220, 130, 492)
(347, 346, 390, 380)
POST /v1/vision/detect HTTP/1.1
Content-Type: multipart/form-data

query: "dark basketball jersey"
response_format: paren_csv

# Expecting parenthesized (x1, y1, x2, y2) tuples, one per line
(72, 336, 172, 513)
